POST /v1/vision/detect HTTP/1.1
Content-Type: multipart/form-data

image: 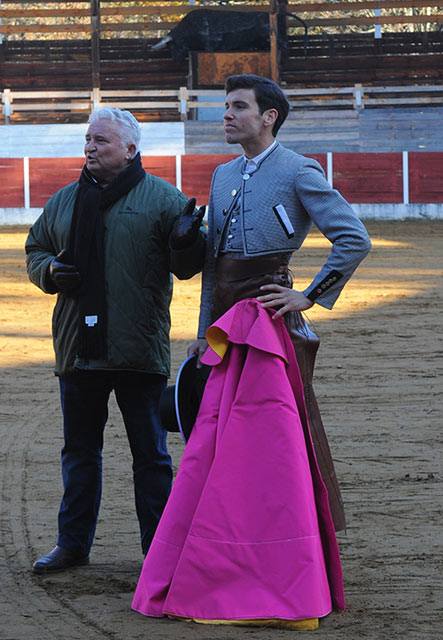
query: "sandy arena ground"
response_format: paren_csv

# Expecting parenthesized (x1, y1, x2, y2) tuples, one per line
(0, 221, 442, 640)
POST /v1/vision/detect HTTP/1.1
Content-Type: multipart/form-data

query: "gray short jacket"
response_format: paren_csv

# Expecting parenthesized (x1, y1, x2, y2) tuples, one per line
(198, 142, 371, 337)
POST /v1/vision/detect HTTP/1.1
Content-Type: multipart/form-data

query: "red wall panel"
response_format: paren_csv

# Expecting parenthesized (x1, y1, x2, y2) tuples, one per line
(182, 154, 327, 205)
(0, 158, 24, 207)
(333, 153, 403, 203)
(181, 154, 237, 205)
(306, 153, 327, 173)
(409, 152, 443, 203)
(5, 153, 443, 211)
(29, 156, 176, 208)
(29, 158, 84, 208)
(142, 155, 176, 185)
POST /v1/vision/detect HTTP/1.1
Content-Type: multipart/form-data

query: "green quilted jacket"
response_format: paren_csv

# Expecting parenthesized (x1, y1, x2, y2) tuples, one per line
(25, 172, 205, 377)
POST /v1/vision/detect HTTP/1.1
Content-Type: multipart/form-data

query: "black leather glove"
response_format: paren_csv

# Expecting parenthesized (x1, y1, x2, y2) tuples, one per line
(170, 197, 206, 250)
(49, 249, 81, 292)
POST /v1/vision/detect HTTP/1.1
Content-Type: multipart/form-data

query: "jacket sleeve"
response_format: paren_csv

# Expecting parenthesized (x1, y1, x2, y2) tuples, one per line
(168, 193, 207, 281)
(197, 169, 219, 338)
(25, 208, 59, 294)
(295, 157, 372, 309)
(169, 230, 206, 281)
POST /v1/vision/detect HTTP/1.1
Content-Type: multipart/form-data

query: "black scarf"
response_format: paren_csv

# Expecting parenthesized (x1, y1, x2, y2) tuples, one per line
(66, 152, 145, 360)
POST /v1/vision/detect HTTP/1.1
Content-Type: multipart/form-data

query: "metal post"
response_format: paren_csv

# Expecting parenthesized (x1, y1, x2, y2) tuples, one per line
(327, 152, 333, 187)
(23, 157, 30, 209)
(91, 1, 101, 93)
(179, 86, 188, 121)
(374, 7, 382, 39)
(91, 87, 100, 111)
(2, 88, 11, 124)
(353, 84, 364, 110)
(175, 155, 182, 190)
(402, 151, 409, 205)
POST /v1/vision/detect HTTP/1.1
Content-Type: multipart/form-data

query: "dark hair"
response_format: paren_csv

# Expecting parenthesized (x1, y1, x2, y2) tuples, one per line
(225, 74, 290, 137)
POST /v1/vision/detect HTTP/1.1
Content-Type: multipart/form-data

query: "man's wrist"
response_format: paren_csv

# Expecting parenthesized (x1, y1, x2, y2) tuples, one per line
(44, 262, 59, 293)
(170, 228, 202, 251)
(305, 270, 344, 302)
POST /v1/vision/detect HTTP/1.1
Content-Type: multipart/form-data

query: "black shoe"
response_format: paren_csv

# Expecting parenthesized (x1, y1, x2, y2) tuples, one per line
(32, 545, 89, 575)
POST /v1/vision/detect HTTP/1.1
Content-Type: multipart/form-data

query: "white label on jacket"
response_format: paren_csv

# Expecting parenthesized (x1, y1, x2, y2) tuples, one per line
(273, 204, 295, 238)
(85, 315, 98, 327)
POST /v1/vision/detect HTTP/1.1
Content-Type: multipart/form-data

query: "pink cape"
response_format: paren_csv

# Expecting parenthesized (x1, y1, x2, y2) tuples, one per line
(132, 299, 345, 621)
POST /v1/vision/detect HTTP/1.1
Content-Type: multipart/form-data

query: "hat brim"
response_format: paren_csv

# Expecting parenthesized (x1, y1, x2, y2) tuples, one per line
(175, 355, 195, 442)
(159, 355, 210, 443)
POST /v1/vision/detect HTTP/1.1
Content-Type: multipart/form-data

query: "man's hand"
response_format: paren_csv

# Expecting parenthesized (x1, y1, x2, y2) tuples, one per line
(170, 197, 206, 250)
(257, 284, 314, 319)
(187, 338, 208, 367)
(49, 249, 81, 292)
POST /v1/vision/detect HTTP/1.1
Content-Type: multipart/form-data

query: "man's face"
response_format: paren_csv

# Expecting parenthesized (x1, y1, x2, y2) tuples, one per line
(84, 118, 133, 184)
(223, 88, 268, 147)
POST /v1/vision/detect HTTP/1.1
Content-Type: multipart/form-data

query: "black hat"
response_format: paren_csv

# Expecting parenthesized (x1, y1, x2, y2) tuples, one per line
(159, 355, 211, 443)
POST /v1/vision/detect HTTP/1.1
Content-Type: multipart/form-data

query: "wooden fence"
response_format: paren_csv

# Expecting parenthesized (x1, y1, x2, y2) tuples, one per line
(2, 84, 443, 124)
(1, 3, 442, 122)
(1, 32, 441, 95)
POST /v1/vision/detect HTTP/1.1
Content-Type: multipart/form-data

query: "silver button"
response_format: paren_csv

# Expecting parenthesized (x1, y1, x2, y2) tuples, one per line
(243, 174, 250, 180)
(227, 234, 233, 239)
(231, 218, 237, 223)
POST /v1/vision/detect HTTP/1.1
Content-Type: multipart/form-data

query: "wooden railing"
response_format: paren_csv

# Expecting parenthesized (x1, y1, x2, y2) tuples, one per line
(2, 84, 442, 123)
(285, 84, 443, 109)
(0, 1, 442, 38)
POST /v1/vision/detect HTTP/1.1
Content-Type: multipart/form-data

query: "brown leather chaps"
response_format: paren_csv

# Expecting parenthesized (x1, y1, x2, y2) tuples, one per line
(211, 255, 346, 532)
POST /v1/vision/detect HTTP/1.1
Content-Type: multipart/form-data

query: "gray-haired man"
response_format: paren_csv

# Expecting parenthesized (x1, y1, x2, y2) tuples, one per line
(26, 107, 206, 573)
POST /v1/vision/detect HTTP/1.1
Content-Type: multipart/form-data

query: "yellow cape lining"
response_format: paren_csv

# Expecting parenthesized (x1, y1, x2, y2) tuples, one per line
(206, 325, 229, 359)
(170, 616, 319, 630)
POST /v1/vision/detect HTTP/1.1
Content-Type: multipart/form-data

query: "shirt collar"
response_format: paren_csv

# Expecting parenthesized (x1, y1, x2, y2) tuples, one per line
(243, 140, 278, 174)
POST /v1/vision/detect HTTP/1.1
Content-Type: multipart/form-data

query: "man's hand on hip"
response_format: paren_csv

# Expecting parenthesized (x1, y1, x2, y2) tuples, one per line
(257, 284, 314, 319)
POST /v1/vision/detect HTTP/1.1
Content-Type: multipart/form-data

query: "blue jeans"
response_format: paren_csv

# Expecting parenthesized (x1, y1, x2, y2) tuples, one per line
(57, 371, 172, 556)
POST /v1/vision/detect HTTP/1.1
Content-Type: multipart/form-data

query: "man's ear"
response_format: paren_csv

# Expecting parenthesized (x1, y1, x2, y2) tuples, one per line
(126, 143, 137, 161)
(263, 108, 278, 129)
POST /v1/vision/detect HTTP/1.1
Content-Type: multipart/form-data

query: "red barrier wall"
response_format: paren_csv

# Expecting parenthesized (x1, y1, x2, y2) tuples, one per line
(0, 158, 24, 207)
(182, 154, 327, 204)
(1, 153, 442, 209)
(29, 158, 84, 208)
(181, 154, 236, 204)
(141, 156, 176, 186)
(27, 156, 176, 208)
(306, 154, 327, 174)
(333, 153, 403, 203)
(409, 152, 443, 203)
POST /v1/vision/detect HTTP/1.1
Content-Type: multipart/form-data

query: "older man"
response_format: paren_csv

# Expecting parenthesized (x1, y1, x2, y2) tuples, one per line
(26, 107, 206, 574)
